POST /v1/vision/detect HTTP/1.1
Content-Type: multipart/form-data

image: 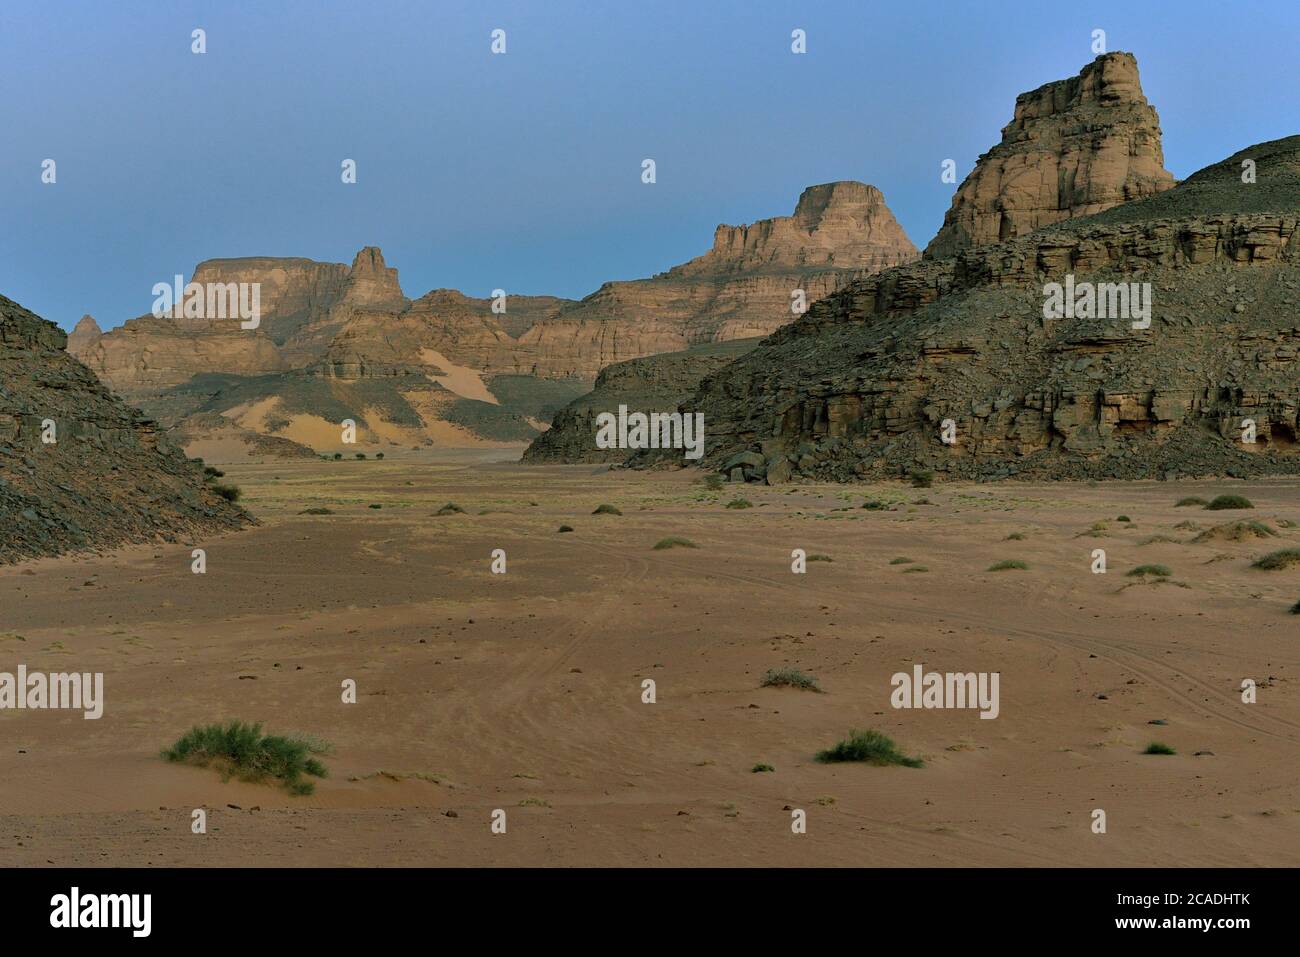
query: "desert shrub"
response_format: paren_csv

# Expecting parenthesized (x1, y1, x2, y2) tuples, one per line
(1143, 742, 1176, 755)
(1289, 599, 1300, 615)
(211, 483, 242, 503)
(437, 503, 465, 515)
(1004, 532, 1026, 541)
(760, 667, 820, 691)
(903, 566, 930, 573)
(909, 469, 934, 489)
(298, 507, 334, 515)
(163, 721, 329, 795)
(355, 452, 367, 460)
(332, 452, 342, 460)
(889, 557, 915, 565)
(988, 559, 1028, 571)
(703, 474, 724, 491)
(861, 500, 888, 510)
(557, 525, 574, 533)
(725, 498, 753, 509)
(1252, 548, 1300, 570)
(653, 537, 697, 550)
(375, 452, 385, 459)
(751, 763, 775, 773)
(1117, 514, 1131, 523)
(1205, 495, 1253, 510)
(1192, 520, 1276, 543)
(807, 553, 833, 562)
(368, 503, 382, 509)
(592, 503, 622, 515)
(1127, 564, 1172, 577)
(1175, 496, 1207, 507)
(815, 729, 922, 767)
(203, 466, 225, 479)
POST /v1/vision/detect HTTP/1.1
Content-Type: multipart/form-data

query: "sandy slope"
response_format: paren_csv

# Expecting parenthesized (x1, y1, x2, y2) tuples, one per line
(1, 452, 1297, 866)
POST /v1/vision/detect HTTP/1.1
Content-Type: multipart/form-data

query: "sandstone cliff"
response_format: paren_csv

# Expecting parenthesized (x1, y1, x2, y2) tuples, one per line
(647, 135, 1300, 484)
(925, 52, 1176, 259)
(550, 181, 918, 355)
(0, 294, 250, 563)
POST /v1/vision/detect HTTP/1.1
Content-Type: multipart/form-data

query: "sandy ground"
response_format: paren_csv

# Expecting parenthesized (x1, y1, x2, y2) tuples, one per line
(1, 451, 1297, 867)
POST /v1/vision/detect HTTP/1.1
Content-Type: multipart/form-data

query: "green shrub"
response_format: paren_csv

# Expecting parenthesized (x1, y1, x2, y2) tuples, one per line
(1252, 548, 1300, 570)
(909, 469, 934, 489)
(988, 559, 1028, 571)
(1143, 742, 1176, 755)
(368, 503, 382, 509)
(1004, 532, 1026, 541)
(298, 507, 334, 515)
(1289, 599, 1300, 615)
(807, 554, 833, 562)
(1127, 564, 1172, 577)
(333, 452, 342, 460)
(203, 466, 225, 479)
(557, 525, 574, 533)
(163, 721, 329, 795)
(890, 557, 915, 565)
(355, 453, 367, 460)
(760, 667, 820, 691)
(1205, 495, 1253, 510)
(592, 503, 622, 515)
(815, 729, 922, 767)
(1175, 496, 1207, 507)
(751, 763, 775, 773)
(437, 503, 466, 516)
(725, 498, 753, 509)
(653, 537, 697, 550)
(703, 474, 724, 491)
(861, 500, 889, 511)
(375, 452, 384, 459)
(902, 566, 930, 573)
(211, 483, 242, 503)
(1116, 515, 1131, 523)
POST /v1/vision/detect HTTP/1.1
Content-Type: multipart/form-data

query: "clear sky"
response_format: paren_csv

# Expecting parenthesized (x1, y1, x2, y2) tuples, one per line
(2, 0, 1296, 332)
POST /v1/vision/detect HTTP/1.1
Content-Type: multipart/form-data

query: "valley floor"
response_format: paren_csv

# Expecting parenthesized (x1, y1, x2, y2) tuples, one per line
(1, 450, 1297, 866)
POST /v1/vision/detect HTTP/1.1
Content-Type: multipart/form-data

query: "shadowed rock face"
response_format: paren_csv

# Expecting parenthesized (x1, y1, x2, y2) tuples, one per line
(925, 52, 1176, 259)
(641, 135, 1300, 484)
(0, 295, 251, 563)
(522, 339, 761, 463)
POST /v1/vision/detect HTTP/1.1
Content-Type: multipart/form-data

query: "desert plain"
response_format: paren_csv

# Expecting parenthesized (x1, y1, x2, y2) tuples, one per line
(1, 449, 1297, 867)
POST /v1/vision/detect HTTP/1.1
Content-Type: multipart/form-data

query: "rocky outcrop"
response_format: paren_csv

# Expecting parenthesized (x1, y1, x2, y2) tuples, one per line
(645, 135, 1300, 483)
(66, 314, 101, 354)
(188, 256, 350, 348)
(522, 339, 761, 463)
(925, 52, 1176, 259)
(0, 294, 251, 564)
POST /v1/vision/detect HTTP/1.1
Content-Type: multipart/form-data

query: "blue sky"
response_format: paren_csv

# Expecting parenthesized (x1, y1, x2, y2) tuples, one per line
(2, 0, 1296, 331)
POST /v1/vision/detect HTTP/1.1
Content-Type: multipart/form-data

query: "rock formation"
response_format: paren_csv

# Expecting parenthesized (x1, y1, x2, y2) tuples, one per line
(0, 294, 250, 564)
(644, 135, 1300, 484)
(66, 314, 101, 353)
(70, 182, 913, 452)
(552, 181, 918, 352)
(925, 52, 1176, 259)
(522, 339, 761, 463)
